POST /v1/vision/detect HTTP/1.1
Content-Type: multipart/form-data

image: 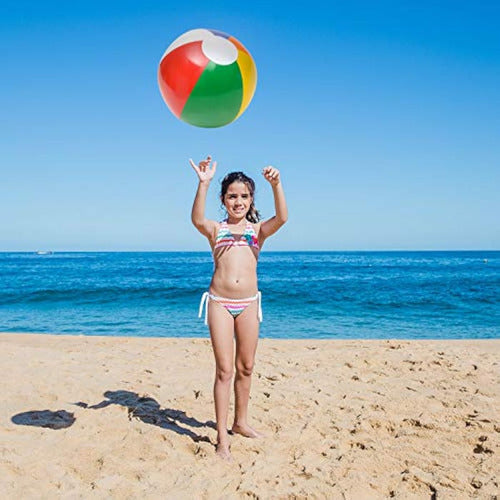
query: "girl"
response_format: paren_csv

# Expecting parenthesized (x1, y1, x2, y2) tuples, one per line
(189, 155, 288, 460)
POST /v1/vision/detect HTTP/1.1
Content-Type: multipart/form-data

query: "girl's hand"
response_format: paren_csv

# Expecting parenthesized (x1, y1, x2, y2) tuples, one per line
(189, 155, 217, 184)
(262, 166, 281, 186)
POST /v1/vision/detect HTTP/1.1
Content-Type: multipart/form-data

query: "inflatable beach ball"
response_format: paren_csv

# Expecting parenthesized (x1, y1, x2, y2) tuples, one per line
(158, 29, 257, 128)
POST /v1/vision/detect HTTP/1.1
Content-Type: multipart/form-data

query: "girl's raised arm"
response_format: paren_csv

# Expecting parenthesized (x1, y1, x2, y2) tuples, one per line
(259, 166, 288, 243)
(189, 155, 218, 239)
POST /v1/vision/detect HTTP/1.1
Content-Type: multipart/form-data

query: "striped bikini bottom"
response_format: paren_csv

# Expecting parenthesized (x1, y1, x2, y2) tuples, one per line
(198, 291, 263, 325)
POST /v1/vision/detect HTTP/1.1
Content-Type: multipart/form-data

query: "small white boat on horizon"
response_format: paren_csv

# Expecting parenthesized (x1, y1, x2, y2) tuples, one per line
(35, 251, 54, 255)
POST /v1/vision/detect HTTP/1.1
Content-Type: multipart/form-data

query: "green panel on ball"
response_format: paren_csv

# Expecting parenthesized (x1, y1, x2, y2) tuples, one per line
(180, 61, 243, 128)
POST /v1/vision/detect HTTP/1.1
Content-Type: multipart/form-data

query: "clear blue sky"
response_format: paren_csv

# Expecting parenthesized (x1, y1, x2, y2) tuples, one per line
(1, 0, 499, 251)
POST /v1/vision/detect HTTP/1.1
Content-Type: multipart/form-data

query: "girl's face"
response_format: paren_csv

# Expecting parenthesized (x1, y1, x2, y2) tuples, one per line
(222, 181, 252, 219)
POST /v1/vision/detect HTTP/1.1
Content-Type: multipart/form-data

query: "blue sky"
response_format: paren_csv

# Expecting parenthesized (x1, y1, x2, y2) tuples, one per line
(1, 0, 499, 251)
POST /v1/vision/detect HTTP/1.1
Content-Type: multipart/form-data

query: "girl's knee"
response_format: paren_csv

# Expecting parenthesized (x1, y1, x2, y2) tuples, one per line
(236, 361, 254, 377)
(215, 366, 234, 383)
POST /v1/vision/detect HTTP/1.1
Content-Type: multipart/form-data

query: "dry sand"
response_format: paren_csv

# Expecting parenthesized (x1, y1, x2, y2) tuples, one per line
(0, 333, 498, 499)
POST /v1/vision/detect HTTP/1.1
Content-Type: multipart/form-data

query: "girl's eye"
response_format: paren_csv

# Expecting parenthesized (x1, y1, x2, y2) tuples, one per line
(242, 195, 249, 199)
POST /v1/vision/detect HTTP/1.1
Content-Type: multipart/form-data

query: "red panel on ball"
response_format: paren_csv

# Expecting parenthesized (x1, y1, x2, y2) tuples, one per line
(158, 41, 210, 118)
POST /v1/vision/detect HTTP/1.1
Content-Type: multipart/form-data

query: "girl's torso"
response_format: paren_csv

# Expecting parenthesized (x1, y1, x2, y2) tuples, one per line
(209, 220, 261, 298)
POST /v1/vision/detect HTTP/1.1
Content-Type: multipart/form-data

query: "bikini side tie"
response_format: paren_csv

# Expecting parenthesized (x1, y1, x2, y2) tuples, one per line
(198, 291, 209, 325)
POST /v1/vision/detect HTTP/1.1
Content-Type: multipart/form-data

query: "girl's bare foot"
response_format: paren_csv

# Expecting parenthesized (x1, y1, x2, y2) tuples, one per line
(231, 422, 264, 438)
(216, 440, 232, 461)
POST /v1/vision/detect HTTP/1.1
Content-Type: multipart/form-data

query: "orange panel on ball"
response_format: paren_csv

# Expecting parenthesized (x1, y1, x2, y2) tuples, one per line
(228, 36, 249, 55)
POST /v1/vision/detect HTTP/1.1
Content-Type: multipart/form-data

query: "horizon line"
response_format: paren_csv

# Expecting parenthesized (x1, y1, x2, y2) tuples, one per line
(1, 249, 499, 254)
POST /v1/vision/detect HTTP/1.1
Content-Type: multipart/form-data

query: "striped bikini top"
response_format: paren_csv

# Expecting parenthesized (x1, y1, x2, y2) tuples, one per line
(214, 220, 260, 251)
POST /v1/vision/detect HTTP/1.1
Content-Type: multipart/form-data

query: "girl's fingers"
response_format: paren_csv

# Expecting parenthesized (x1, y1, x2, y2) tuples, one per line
(189, 156, 217, 178)
(191, 155, 212, 165)
(189, 159, 200, 172)
(262, 166, 280, 184)
(263, 166, 278, 175)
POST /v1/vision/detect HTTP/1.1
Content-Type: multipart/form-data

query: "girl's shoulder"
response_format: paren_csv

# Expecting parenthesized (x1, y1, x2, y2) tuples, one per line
(202, 219, 221, 241)
(253, 219, 265, 229)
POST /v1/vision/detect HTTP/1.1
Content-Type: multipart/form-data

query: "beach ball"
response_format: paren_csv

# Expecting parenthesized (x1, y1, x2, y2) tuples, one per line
(158, 29, 257, 128)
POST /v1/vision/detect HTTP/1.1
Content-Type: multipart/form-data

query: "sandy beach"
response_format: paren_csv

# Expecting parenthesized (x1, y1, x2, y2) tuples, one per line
(0, 333, 498, 499)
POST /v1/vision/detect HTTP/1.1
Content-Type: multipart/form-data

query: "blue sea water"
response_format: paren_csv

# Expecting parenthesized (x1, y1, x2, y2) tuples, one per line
(0, 252, 498, 339)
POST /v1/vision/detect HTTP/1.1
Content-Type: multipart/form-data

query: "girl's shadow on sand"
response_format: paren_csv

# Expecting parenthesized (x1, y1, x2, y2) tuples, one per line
(12, 390, 214, 444)
(79, 390, 214, 443)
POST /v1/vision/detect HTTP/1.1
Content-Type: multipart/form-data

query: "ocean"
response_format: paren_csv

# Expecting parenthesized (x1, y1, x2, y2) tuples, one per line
(0, 251, 498, 339)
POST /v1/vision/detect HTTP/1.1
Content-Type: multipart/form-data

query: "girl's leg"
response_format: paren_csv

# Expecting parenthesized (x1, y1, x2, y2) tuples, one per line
(232, 300, 263, 438)
(207, 299, 235, 458)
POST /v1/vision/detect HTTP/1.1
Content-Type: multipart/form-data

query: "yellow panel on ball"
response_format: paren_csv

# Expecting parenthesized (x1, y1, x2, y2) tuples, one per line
(235, 49, 257, 120)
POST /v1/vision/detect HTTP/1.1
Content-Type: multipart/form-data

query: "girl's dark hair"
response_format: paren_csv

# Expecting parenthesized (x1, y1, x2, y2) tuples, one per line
(220, 171, 260, 223)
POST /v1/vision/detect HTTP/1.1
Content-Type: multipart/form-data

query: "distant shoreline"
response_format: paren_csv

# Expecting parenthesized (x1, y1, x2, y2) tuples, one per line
(1, 331, 499, 341)
(1, 249, 499, 254)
